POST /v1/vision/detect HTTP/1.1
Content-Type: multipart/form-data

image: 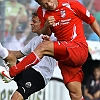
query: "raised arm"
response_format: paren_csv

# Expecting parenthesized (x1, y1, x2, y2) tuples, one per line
(10, 50, 24, 59)
(10, 7, 23, 36)
(41, 16, 55, 36)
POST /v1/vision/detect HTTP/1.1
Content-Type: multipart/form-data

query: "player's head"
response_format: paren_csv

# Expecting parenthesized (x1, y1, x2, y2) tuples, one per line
(30, 11, 41, 35)
(35, 0, 58, 10)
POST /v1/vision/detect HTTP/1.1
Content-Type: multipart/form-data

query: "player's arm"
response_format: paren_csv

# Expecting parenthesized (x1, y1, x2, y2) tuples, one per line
(41, 24, 52, 36)
(10, 51, 24, 59)
(8, 37, 38, 59)
(41, 16, 55, 36)
(37, 7, 54, 36)
(90, 20, 100, 37)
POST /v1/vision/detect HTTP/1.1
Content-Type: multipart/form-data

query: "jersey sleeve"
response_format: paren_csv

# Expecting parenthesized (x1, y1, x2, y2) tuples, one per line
(72, 1, 95, 24)
(37, 6, 46, 29)
(21, 36, 42, 55)
(20, 37, 37, 55)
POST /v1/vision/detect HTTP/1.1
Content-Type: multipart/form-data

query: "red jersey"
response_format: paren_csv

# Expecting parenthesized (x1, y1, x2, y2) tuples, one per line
(37, 0, 95, 42)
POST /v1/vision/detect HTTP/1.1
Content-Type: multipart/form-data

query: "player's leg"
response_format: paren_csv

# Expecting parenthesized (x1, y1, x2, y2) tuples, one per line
(11, 68, 45, 100)
(9, 40, 54, 77)
(0, 43, 16, 80)
(57, 41, 88, 100)
(66, 81, 83, 100)
(11, 91, 24, 100)
(0, 42, 9, 59)
(0, 42, 17, 67)
(59, 62, 84, 100)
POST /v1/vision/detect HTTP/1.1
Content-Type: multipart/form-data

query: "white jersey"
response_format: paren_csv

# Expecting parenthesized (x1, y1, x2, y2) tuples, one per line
(21, 34, 56, 85)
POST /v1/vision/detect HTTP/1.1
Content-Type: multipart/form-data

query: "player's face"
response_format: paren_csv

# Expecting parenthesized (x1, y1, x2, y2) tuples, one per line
(30, 16, 41, 35)
(37, 0, 58, 10)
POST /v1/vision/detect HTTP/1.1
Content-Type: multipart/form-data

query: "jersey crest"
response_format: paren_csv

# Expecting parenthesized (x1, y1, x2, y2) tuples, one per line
(60, 10, 66, 18)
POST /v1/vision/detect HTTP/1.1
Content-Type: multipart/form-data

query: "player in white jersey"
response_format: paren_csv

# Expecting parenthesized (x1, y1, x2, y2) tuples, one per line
(0, 12, 56, 100)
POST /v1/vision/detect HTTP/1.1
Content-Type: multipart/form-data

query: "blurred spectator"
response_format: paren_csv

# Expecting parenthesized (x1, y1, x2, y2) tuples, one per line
(0, 16, 3, 40)
(24, 32, 37, 46)
(0, 17, 11, 38)
(83, 0, 100, 22)
(29, 0, 39, 11)
(5, 19, 11, 37)
(83, 0, 95, 14)
(78, 0, 83, 4)
(4, 25, 26, 50)
(93, 0, 100, 12)
(93, 0, 100, 22)
(5, 0, 28, 25)
(17, 0, 31, 6)
(87, 26, 100, 41)
(84, 61, 100, 100)
(4, 9, 30, 50)
(88, 32, 99, 41)
(17, 0, 34, 16)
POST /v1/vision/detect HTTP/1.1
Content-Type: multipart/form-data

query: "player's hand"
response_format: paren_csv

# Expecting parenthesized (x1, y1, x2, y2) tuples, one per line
(42, 35, 50, 41)
(44, 16, 56, 28)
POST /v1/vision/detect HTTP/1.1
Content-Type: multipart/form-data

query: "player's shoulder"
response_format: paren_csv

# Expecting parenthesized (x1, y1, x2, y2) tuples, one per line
(59, 0, 80, 7)
(37, 6, 43, 16)
(31, 36, 40, 41)
(37, 6, 43, 12)
(59, 0, 78, 3)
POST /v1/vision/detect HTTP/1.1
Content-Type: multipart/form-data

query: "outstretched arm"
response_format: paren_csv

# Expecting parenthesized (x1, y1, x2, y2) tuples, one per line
(90, 19, 100, 38)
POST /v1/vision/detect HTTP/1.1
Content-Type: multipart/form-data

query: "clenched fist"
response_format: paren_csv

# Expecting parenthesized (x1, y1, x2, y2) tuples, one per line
(44, 16, 56, 28)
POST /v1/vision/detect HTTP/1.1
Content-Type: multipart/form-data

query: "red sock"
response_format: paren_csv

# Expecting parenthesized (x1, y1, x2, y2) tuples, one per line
(9, 52, 40, 77)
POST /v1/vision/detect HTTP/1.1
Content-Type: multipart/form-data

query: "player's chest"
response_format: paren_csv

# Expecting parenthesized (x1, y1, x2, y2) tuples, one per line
(44, 5, 76, 21)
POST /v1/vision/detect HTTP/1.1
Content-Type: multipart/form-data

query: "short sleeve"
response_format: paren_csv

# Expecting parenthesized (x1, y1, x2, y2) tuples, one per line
(72, 1, 95, 24)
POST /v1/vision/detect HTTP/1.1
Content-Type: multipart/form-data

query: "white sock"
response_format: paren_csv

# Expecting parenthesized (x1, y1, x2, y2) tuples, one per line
(0, 43, 9, 59)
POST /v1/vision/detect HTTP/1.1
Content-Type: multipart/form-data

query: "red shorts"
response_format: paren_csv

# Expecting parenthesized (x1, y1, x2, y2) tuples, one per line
(54, 41, 88, 84)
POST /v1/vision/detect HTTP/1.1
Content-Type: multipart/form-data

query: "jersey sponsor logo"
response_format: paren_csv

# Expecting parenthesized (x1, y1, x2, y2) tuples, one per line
(25, 82, 32, 88)
(53, 19, 71, 27)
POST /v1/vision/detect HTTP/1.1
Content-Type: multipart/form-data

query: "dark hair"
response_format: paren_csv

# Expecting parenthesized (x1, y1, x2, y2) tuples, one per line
(34, 0, 40, 5)
(32, 11, 38, 17)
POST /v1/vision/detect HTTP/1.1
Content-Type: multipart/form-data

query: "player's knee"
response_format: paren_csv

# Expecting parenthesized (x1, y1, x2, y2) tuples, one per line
(36, 41, 51, 53)
(69, 91, 82, 100)
(66, 81, 82, 100)
(11, 91, 24, 100)
(36, 42, 47, 51)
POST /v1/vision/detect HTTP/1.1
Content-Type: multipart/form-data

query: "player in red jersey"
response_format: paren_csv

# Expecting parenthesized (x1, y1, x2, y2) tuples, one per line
(2, 0, 100, 100)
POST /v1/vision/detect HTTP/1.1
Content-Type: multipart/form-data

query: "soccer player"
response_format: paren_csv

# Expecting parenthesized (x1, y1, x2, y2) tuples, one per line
(0, 12, 56, 100)
(1, 0, 100, 100)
